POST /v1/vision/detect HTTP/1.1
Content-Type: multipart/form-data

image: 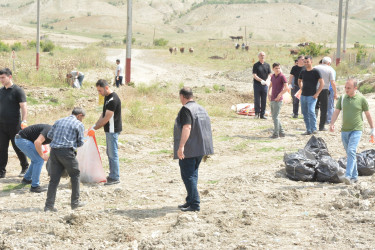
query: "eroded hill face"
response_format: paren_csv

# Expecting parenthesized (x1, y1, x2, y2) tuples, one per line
(0, 0, 374, 44)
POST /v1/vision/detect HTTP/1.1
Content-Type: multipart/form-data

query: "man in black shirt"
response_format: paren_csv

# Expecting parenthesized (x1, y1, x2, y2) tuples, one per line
(0, 68, 29, 178)
(92, 79, 122, 185)
(289, 55, 305, 118)
(298, 56, 324, 135)
(252, 51, 271, 119)
(15, 124, 52, 192)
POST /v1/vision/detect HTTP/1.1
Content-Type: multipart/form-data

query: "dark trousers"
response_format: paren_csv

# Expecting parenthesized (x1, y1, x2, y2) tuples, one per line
(291, 87, 300, 116)
(115, 76, 123, 88)
(315, 89, 329, 129)
(45, 148, 80, 209)
(253, 83, 268, 117)
(0, 123, 29, 175)
(179, 156, 203, 209)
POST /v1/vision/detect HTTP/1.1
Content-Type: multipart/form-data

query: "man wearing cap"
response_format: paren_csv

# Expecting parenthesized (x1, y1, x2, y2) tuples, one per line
(314, 57, 337, 131)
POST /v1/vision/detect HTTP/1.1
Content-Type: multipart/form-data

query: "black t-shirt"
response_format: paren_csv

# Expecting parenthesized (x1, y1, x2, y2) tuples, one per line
(103, 92, 122, 133)
(0, 84, 26, 124)
(179, 102, 194, 126)
(252, 61, 271, 85)
(19, 124, 52, 144)
(290, 65, 305, 88)
(299, 68, 322, 96)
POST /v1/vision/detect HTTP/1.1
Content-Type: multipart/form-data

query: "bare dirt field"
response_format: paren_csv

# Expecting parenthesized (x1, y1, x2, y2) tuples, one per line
(1, 49, 375, 249)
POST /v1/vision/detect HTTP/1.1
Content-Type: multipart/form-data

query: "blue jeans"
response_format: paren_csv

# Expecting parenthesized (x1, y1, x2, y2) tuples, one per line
(326, 88, 335, 124)
(115, 76, 123, 88)
(15, 138, 44, 187)
(300, 95, 317, 133)
(179, 156, 203, 209)
(341, 131, 362, 180)
(77, 75, 84, 87)
(106, 132, 120, 181)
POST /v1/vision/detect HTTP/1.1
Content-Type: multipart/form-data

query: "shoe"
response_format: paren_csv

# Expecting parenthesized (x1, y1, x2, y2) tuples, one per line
(21, 178, 32, 185)
(270, 134, 279, 139)
(319, 128, 328, 131)
(178, 203, 189, 209)
(339, 176, 351, 185)
(44, 206, 57, 212)
(18, 167, 28, 177)
(260, 116, 267, 119)
(104, 177, 120, 186)
(292, 114, 298, 118)
(180, 206, 200, 212)
(30, 186, 47, 193)
(312, 130, 318, 134)
(351, 179, 359, 184)
(279, 132, 286, 137)
(0, 172, 5, 178)
(71, 201, 86, 210)
(302, 131, 312, 135)
(254, 113, 260, 119)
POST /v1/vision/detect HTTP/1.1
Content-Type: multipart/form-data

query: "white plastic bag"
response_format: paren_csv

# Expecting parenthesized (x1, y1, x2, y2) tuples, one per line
(73, 78, 80, 88)
(77, 136, 106, 183)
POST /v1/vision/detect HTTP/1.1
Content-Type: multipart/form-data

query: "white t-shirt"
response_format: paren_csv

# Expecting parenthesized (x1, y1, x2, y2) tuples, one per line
(314, 64, 335, 89)
(116, 64, 124, 77)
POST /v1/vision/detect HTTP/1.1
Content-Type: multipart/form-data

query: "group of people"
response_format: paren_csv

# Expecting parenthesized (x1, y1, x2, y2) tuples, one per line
(254, 51, 375, 184)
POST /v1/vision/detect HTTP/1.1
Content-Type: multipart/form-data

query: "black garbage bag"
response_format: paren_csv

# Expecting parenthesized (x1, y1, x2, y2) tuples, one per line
(338, 157, 347, 169)
(316, 156, 345, 183)
(304, 136, 331, 159)
(284, 149, 317, 181)
(357, 149, 375, 176)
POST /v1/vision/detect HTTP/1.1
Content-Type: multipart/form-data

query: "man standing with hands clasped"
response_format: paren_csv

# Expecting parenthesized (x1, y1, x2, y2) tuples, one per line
(252, 51, 272, 119)
(90, 79, 122, 185)
(329, 79, 375, 185)
(174, 87, 214, 212)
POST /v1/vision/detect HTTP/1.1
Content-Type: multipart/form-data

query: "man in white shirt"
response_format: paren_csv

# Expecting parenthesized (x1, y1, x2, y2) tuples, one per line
(115, 59, 124, 88)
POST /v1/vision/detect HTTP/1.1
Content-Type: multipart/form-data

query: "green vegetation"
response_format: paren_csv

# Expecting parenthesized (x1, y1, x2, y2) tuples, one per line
(150, 149, 173, 155)
(298, 42, 330, 57)
(3, 184, 27, 192)
(123, 37, 136, 44)
(153, 38, 168, 46)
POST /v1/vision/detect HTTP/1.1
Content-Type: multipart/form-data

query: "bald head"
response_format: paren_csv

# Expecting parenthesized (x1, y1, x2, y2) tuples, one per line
(345, 78, 358, 97)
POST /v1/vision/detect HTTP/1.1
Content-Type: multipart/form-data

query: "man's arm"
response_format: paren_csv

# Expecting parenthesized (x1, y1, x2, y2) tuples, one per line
(93, 110, 114, 130)
(34, 134, 48, 160)
(268, 82, 273, 101)
(177, 124, 191, 160)
(313, 78, 324, 99)
(365, 111, 374, 129)
(331, 80, 337, 99)
(20, 102, 27, 122)
(298, 79, 303, 89)
(253, 73, 264, 82)
(288, 75, 294, 85)
(329, 109, 341, 132)
(275, 82, 288, 101)
(76, 124, 85, 148)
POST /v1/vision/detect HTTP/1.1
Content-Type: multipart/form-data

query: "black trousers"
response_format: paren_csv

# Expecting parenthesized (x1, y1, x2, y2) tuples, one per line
(253, 83, 268, 117)
(45, 148, 80, 209)
(0, 123, 29, 175)
(291, 87, 300, 116)
(315, 89, 329, 129)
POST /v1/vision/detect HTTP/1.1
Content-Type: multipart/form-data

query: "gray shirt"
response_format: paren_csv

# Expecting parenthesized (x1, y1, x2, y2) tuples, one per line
(314, 64, 334, 90)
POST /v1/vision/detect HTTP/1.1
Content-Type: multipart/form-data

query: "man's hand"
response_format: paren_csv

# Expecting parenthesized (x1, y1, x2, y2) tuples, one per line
(177, 146, 185, 160)
(42, 153, 49, 161)
(268, 94, 272, 101)
(371, 128, 375, 137)
(313, 93, 319, 99)
(329, 124, 335, 132)
(261, 80, 266, 85)
(334, 93, 338, 100)
(265, 79, 271, 87)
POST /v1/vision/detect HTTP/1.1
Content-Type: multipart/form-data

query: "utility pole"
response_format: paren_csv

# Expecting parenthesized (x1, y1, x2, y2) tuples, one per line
(343, 0, 349, 53)
(336, 0, 343, 66)
(36, 0, 40, 71)
(125, 0, 132, 85)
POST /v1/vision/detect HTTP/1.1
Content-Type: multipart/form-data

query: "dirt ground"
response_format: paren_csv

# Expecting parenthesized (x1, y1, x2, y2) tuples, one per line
(1, 49, 375, 249)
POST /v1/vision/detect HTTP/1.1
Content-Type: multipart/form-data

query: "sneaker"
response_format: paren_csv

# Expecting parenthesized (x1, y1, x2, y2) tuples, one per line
(292, 114, 298, 118)
(279, 132, 286, 137)
(30, 186, 47, 193)
(351, 179, 359, 184)
(104, 177, 120, 186)
(180, 206, 200, 212)
(44, 206, 57, 212)
(71, 201, 87, 210)
(21, 178, 32, 185)
(18, 167, 28, 177)
(270, 134, 279, 139)
(254, 113, 260, 119)
(319, 127, 328, 131)
(312, 130, 318, 134)
(260, 116, 267, 119)
(302, 131, 312, 135)
(339, 176, 351, 185)
(178, 203, 189, 209)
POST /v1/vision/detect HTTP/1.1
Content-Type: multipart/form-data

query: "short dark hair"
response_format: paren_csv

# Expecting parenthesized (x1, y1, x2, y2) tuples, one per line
(297, 55, 304, 60)
(304, 55, 312, 60)
(294, 59, 298, 63)
(72, 107, 86, 116)
(96, 79, 109, 88)
(272, 62, 280, 68)
(319, 59, 323, 64)
(116, 59, 120, 63)
(0, 68, 12, 76)
(179, 87, 193, 99)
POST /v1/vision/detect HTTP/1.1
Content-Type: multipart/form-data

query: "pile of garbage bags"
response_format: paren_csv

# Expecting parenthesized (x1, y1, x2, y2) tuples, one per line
(284, 136, 375, 183)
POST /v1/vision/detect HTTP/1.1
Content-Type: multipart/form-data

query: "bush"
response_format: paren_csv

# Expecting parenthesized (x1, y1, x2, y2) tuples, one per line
(123, 37, 136, 44)
(359, 84, 374, 94)
(153, 38, 168, 46)
(40, 40, 55, 52)
(356, 45, 367, 63)
(0, 41, 11, 52)
(11, 42, 23, 51)
(27, 40, 36, 49)
(103, 33, 112, 38)
(298, 42, 330, 57)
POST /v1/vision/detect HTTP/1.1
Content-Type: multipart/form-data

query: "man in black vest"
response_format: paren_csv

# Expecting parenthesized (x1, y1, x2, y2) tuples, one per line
(174, 87, 214, 212)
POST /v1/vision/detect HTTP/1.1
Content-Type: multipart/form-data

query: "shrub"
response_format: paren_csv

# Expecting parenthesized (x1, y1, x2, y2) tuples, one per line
(359, 84, 374, 94)
(298, 42, 330, 57)
(103, 33, 112, 38)
(0, 41, 11, 52)
(123, 37, 136, 44)
(40, 40, 55, 52)
(356, 45, 367, 63)
(11, 42, 23, 51)
(27, 40, 36, 49)
(153, 38, 168, 46)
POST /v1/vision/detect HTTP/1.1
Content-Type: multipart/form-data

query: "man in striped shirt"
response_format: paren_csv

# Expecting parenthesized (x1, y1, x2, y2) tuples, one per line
(91, 79, 122, 185)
